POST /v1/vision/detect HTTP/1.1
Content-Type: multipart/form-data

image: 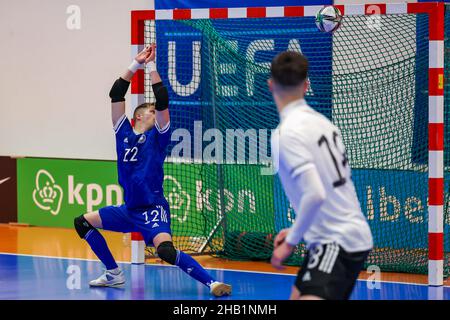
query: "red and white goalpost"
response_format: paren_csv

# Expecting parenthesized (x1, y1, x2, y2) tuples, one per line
(128, 2, 445, 286)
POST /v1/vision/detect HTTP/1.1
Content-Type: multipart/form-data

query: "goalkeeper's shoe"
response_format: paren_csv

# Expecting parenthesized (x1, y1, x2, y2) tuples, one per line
(89, 269, 125, 288)
(210, 281, 232, 297)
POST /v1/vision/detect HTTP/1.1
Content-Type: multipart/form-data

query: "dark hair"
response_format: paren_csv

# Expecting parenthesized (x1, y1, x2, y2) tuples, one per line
(270, 51, 309, 88)
(133, 102, 155, 120)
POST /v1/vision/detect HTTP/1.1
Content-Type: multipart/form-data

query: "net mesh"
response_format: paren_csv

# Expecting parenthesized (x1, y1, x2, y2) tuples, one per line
(143, 11, 449, 276)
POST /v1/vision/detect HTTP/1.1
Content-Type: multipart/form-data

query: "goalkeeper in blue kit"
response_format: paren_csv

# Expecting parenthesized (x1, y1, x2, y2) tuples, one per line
(73, 44, 231, 297)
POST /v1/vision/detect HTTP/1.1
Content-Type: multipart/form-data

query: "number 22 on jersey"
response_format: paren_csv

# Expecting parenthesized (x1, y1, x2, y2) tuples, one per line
(123, 147, 138, 162)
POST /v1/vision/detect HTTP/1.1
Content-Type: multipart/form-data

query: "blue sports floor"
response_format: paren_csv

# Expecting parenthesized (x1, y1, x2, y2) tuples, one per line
(0, 253, 449, 300)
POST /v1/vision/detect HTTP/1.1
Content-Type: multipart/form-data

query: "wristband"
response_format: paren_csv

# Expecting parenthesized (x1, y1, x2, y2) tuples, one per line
(128, 60, 142, 73)
(146, 61, 157, 73)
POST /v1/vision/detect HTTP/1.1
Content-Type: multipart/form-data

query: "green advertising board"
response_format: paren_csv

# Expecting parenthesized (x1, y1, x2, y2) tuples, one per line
(17, 158, 121, 228)
(17, 158, 275, 238)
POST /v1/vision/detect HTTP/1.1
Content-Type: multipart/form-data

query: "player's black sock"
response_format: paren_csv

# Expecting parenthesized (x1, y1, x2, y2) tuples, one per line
(85, 228, 118, 270)
(176, 250, 215, 287)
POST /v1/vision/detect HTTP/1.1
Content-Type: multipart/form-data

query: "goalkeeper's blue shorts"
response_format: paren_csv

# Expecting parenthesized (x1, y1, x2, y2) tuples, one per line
(99, 198, 172, 246)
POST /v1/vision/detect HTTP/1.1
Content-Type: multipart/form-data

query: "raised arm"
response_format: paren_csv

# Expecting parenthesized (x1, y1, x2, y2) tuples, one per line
(145, 44, 170, 129)
(271, 132, 326, 270)
(109, 46, 153, 127)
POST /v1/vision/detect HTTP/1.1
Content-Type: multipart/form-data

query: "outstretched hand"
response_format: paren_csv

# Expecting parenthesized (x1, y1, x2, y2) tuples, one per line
(145, 43, 156, 63)
(134, 43, 156, 64)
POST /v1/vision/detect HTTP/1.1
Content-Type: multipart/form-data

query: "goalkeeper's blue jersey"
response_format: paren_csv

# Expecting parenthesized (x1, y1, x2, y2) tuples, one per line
(113, 114, 171, 209)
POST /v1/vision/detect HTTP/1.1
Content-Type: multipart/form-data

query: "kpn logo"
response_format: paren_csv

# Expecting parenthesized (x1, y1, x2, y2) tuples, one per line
(31, 168, 123, 215)
(32, 170, 63, 215)
(164, 175, 190, 223)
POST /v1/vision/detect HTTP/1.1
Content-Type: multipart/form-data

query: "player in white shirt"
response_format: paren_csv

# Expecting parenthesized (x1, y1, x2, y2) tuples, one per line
(268, 51, 373, 300)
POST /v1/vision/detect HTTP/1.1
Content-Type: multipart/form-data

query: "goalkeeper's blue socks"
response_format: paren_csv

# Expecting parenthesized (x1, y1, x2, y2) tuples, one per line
(84, 228, 119, 271)
(83, 229, 213, 286)
(176, 250, 215, 287)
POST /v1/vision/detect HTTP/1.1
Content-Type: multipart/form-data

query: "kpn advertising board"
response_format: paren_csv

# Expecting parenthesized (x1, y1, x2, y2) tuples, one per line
(17, 158, 274, 237)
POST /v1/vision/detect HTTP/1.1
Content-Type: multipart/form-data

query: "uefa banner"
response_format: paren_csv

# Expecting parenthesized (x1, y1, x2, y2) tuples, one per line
(17, 158, 274, 236)
(151, 4, 334, 163)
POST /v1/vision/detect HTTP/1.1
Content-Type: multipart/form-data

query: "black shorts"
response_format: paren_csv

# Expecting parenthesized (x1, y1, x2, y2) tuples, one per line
(295, 243, 370, 300)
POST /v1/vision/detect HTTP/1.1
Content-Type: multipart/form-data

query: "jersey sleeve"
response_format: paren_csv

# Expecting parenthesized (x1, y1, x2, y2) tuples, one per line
(285, 166, 326, 245)
(113, 114, 132, 140)
(155, 120, 171, 150)
(278, 129, 315, 178)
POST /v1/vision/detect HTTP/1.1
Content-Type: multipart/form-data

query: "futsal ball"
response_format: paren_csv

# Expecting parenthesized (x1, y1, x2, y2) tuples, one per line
(315, 6, 343, 33)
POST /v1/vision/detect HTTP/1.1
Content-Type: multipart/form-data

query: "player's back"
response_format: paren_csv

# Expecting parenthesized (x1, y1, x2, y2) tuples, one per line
(276, 100, 373, 253)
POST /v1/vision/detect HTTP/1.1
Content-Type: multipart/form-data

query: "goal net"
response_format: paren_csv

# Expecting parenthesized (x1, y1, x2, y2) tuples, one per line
(134, 3, 448, 279)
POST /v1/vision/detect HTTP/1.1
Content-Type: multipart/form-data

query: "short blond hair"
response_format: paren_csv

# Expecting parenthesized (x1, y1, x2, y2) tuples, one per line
(133, 102, 155, 122)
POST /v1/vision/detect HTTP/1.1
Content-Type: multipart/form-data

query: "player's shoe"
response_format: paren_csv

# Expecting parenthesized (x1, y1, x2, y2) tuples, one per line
(210, 281, 232, 297)
(89, 269, 125, 288)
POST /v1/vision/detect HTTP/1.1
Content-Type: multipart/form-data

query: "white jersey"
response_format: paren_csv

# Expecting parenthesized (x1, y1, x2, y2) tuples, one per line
(272, 99, 373, 253)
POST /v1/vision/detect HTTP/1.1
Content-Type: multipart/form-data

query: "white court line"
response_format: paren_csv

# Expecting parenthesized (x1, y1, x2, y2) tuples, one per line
(0, 252, 448, 287)
(0, 251, 293, 277)
(0, 252, 129, 265)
